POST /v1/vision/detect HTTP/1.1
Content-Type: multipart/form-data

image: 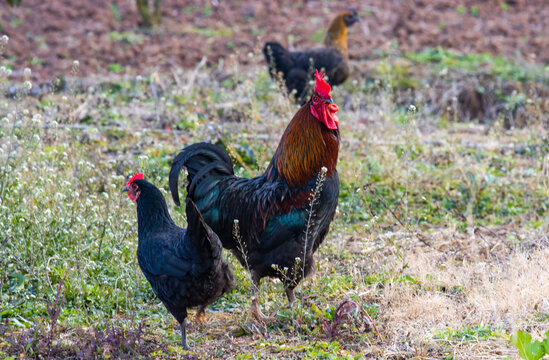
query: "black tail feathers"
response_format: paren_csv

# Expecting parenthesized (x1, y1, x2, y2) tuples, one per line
(169, 142, 234, 206)
(185, 198, 223, 260)
(263, 41, 292, 75)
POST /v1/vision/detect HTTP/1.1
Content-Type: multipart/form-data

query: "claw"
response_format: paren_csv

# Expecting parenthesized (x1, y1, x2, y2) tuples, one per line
(251, 301, 270, 322)
(250, 272, 271, 322)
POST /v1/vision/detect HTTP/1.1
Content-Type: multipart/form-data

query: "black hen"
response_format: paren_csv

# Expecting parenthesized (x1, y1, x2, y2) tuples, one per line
(264, 8, 359, 104)
(124, 173, 234, 349)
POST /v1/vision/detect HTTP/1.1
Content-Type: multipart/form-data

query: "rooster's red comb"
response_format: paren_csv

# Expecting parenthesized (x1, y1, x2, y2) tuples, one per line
(314, 69, 332, 98)
(126, 172, 144, 188)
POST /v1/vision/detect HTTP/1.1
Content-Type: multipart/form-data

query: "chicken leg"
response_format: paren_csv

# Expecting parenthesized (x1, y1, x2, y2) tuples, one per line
(251, 272, 269, 321)
(195, 305, 206, 324)
(285, 287, 296, 306)
(180, 320, 190, 350)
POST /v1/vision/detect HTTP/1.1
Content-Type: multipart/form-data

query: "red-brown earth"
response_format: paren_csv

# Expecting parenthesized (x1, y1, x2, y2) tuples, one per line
(1, 0, 548, 80)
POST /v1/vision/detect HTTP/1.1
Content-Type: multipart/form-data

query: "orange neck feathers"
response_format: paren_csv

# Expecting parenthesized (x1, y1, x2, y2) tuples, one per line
(324, 14, 349, 55)
(270, 104, 340, 188)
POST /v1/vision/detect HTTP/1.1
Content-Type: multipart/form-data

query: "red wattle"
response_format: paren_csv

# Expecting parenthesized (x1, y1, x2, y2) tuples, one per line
(322, 103, 339, 130)
(311, 103, 339, 130)
(324, 113, 339, 130)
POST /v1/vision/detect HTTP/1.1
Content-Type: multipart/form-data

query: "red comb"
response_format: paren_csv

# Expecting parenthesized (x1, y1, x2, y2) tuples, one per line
(126, 172, 144, 188)
(314, 69, 332, 98)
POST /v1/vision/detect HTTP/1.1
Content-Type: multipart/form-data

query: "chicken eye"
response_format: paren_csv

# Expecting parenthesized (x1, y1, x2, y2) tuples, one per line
(313, 96, 319, 102)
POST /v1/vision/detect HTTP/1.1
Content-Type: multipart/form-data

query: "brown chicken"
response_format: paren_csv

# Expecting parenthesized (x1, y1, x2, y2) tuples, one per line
(169, 71, 340, 320)
(264, 8, 360, 104)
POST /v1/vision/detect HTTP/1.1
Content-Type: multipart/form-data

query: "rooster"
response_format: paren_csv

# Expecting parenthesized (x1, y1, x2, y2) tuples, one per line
(123, 172, 234, 349)
(264, 8, 359, 104)
(169, 70, 340, 320)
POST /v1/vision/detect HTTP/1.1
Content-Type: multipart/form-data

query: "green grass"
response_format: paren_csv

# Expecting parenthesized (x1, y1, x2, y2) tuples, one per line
(107, 63, 125, 73)
(404, 47, 548, 82)
(189, 26, 233, 38)
(435, 324, 504, 342)
(107, 31, 144, 45)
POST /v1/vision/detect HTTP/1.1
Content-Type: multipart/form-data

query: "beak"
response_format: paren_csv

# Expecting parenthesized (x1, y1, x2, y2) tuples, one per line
(122, 186, 128, 192)
(324, 98, 334, 104)
(348, 7, 360, 22)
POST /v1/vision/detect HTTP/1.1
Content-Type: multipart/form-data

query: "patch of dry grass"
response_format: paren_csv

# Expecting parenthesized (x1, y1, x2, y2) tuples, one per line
(385, 236, 547, 332)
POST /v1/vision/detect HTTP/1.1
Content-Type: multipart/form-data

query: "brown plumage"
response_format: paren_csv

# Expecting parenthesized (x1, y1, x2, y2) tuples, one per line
(324, 10, 355, 55)
(273, 105, 339, 188)
(264, 8, 360, 104)
(169, 72, 341, 320)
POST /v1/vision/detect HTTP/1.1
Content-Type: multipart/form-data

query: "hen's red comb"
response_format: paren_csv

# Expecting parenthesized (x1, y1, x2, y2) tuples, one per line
(126, 172, 144, 188)
(314, 69, 332, 98)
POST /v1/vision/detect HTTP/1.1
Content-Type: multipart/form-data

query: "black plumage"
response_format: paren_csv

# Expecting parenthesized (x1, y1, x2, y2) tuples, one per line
(125, 178, 234, 349)
(263, 8, 359, 104)
(264, 42, 348, 104)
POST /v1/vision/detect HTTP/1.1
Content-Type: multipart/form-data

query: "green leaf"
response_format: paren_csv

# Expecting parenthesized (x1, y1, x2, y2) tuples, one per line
(510, 331, 545, 360)
(542, 331, 549, 354)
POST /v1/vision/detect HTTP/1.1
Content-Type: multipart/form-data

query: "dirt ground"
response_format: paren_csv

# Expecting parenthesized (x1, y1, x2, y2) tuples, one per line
(1, 0, 548, 80)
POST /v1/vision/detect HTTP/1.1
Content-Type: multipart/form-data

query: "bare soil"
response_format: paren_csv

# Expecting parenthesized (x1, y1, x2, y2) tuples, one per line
(1, 0, 548, 80)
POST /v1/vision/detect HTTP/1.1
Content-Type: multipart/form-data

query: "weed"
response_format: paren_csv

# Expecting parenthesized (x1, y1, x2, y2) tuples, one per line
(435, 324, 502, 342)
(302, 167, 327, 281)
(471, 6, 479, 17)
(510, 330, 549, 360)
(44, 272, 67, 357)
(108, 63, 125, 73)
(109, 2, 122, 23)
(323, 300, 382, 343)
(107, 31, 144, 45)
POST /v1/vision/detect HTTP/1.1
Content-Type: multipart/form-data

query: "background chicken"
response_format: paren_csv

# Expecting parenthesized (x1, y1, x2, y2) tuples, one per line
(263, 8, 359, 104)
(124, 173, 234, 349)
(169, 71, 340, 320)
